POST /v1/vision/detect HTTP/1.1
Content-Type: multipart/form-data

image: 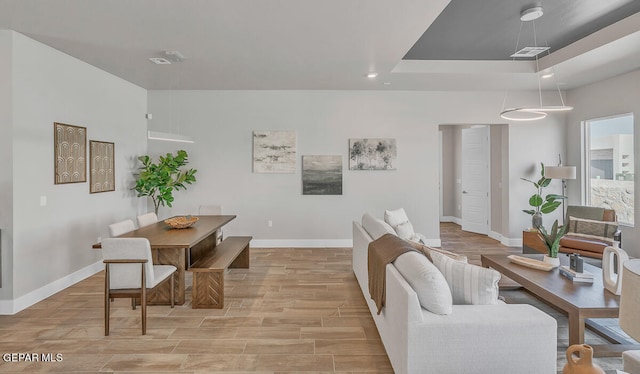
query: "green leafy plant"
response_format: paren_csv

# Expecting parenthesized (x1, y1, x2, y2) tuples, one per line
(133, 150, 197, 215)
(537, 219, 567, 258)
(521, 163, 566, 216)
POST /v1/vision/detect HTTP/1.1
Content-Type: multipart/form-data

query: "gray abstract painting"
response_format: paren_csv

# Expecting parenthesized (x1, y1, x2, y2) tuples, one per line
(349, 138, 396, 170)
(253, 131, 296, 173)
(302, 155, 342, 195)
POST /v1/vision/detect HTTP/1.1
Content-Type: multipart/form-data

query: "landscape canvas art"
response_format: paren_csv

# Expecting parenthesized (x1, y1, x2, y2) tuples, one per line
(253, 131, 296, 173)
(349, 138, 397, 170)
(302, 155, 342, 195)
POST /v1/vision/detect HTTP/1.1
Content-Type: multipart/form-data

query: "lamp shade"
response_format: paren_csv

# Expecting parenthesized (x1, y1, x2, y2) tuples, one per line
(544, 166, 576, 180)
(620, 259, 640, 341)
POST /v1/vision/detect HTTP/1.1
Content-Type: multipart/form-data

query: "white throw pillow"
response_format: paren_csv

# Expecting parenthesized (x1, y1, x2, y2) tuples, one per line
(384, 208, 416, 240)
(393, 251, 452, 315)
(384, 208, 410, 228)
(361, 213, 396, 240)
(430, 250, 501, 305)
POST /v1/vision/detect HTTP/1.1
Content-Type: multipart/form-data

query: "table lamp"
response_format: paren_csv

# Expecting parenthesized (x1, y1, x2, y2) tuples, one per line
(620, 259, 640, 373)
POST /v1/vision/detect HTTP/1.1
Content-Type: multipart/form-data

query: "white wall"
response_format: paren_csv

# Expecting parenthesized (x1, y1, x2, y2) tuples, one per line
(0, 31, 13, 296)
(566, 69, 640, 258)
(147, 90, 564, 247)
(0, 31, 147, 313)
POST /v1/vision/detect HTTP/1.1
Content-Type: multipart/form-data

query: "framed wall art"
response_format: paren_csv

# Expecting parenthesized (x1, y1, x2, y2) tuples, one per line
(349, 138, 397, 170)
(89, 140, 115, 193)
(54, 122, 87, 184)
(253, 130, 296, 173)
(302, 155, 342, 195)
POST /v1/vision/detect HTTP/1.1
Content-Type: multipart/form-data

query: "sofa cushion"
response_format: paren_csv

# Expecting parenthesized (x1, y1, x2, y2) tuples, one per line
(362, 213, 396, 240)
(431, 251, 501, 305)
(384, 208, 417, 240)
(393, 251, 452, 315)
(560, 235, 611, 254)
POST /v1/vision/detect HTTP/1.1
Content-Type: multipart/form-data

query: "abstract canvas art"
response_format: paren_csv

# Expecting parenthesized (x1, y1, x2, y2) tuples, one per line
(54, 122, 86, 184)
(302, 155, 342, 195)
(253, 131, 296, 173)
(89, 140, 115, 193)
(349, 138, 397, 170)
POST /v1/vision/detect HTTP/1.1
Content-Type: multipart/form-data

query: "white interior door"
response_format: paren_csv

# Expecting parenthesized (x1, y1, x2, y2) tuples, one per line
(461, 126, 489, 235)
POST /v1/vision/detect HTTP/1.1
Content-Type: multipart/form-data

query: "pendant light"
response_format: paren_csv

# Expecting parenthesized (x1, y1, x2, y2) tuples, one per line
(500, 6, 573, 121)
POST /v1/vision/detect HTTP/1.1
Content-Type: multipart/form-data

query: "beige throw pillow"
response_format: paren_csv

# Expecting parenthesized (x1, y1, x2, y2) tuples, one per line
(567, 216, 617, 244)
(430, 250, 501, 305)
(405, 239, 468, 263)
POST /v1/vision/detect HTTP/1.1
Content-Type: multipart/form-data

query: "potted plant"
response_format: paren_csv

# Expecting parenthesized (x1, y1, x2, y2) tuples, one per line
(537, 219, 567, 267)
(521, 162, 566, 229)
(133, 150, 197, 215)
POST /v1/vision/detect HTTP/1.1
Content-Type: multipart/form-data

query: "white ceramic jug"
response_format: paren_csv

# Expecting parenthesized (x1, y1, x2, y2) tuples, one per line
(602, 244, 629, 295)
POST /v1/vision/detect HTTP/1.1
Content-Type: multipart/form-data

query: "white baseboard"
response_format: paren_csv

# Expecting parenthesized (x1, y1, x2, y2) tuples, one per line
(440, 216, 462, 225)
(488, 230, 502, 242)
(502, 237, 523, 247)
(424, 239, 442, 248)
(250, 239, 353, 248)
(0, 260, 104, 315)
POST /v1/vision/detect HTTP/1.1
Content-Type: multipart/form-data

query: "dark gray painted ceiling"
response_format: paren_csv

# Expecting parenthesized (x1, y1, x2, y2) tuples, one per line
(404, 0, 640, 60)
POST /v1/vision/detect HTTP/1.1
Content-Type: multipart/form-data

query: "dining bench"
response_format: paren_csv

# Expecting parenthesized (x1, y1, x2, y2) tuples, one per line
(188, 236, 252, 309)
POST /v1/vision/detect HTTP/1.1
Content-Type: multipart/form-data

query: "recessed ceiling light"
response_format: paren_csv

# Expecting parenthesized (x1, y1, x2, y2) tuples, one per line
(383, 82, 391, 85)
(149, 57, 171, 65)
(541, 71, 554, 79)
(366, 72, 378, 78)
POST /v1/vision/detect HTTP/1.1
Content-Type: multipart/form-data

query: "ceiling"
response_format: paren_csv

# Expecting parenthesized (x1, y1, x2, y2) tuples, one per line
(1, 0, 639, 91)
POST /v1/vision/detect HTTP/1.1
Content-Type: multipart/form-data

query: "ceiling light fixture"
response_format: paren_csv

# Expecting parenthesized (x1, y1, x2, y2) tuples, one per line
(148, 131, 194, 144)
(366, 72, 378, 78)
(500, 6, 573, 121)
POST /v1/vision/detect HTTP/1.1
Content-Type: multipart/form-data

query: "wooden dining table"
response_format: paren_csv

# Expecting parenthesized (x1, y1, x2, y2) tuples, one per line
(93, 215, 236, 305)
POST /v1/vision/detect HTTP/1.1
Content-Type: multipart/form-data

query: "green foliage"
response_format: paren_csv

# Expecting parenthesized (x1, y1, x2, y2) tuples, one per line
(133, 150, 197, 214)
(537, 219, 567, 258)
(521, 162, 566, 216)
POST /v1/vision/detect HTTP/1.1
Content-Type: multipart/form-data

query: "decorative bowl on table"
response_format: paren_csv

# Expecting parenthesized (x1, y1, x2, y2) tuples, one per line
(164, 216, 199, 229)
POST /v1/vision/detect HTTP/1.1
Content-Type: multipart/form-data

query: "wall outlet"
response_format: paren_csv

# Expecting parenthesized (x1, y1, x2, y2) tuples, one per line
(97, 236, 102, 243)
(268, 220, 273, 227)
(40, 195, 47, 206)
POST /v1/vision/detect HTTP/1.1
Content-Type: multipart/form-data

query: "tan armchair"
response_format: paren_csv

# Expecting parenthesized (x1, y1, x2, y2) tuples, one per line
(559, 205, 621, 259)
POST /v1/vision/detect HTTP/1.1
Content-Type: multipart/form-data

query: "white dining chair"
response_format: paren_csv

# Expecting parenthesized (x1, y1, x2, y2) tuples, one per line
(137, 212, 158, 228)
(108, 219, 136, 237)
(101, 238, 176, 335)
(199, 205, 224, 243)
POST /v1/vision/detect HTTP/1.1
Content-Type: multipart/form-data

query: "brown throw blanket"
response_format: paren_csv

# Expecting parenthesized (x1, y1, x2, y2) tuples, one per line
(368, 234, 418, 314)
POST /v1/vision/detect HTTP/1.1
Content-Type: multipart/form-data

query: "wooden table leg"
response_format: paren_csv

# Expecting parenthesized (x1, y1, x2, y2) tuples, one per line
(568, 310, 585, 346)
(148, 247, 186, 305)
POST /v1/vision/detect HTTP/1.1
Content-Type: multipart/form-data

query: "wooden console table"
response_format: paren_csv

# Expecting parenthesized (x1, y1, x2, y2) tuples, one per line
(94, 215, 236, 306)
(522, 229, 547, 254)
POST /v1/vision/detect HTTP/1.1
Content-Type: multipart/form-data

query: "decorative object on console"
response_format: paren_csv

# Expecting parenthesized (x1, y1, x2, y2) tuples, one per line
(133, 150, 197, 215)
(507, 255, 555, 271)
(89, 140, 115, 193)
(522, 163, 566, 229)
(499, 6, 573, 121)
(252, 130, 296, 173)
(602, 245, 629, 295)
(562, 344, 605, 374)
(301, 155, 342, 195)
(619, 259, 640, 374)
(538, 219, 567, 268)
(544, 154, 576, 224)
(348, 138, 396, 170)
(164, 215, 199, 229)
(54, 122, 86, 184)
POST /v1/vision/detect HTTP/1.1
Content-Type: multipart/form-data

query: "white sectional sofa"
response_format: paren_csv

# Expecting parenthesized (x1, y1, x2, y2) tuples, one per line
(352, 213, 558, 374)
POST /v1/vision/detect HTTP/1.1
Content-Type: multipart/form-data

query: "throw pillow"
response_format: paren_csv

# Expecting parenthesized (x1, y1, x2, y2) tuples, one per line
(393, 251, 453, 315)
(361, 213, 396, 240)
(384, 208, 410, 228)
(384, 208, 416, 240)
(567, 216, 617, 243)
(405, 239, 468, 263)
(430, 250, 501, 305)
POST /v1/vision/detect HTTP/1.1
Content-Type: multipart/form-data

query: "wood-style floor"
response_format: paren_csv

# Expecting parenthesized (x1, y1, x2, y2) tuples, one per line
(0, 223, 624, 373)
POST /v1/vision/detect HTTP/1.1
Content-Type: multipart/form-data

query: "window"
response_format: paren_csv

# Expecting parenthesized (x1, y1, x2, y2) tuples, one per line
(584, 113, 634, 226)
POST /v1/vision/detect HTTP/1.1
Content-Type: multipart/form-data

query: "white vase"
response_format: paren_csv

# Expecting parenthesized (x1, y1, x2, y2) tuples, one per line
(543, 255, 560, 268)
(602, 245, 629, 295)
